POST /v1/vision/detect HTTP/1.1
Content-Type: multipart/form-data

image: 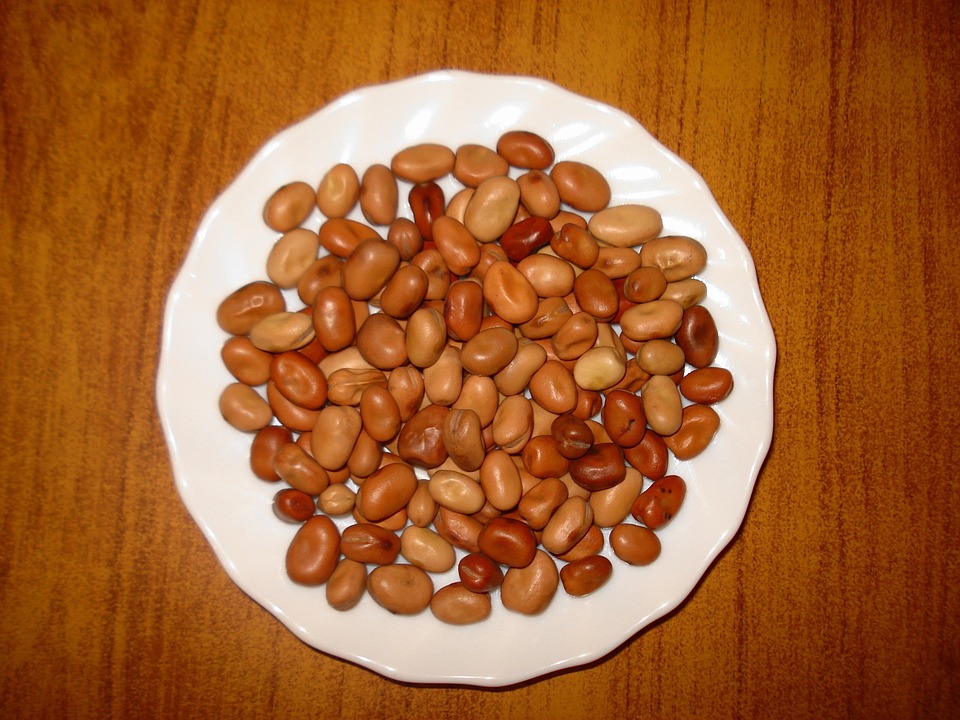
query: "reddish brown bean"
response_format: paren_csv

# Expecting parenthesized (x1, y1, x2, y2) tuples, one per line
(632, 474, 686, 530)
(357, 462, 419, 522)
(499, 216, 554, 261)
(264, 181, 315, 232)
(397, 404, 450, 468)
(458, 552, 504, 593)
(568, 443, 626, 491)
(560, 554, 613, 597)
(250, 424, 292, 481)
(378, 264, 429, 319)
(340, 523, 402, 565)
(679, 366, 734, 404)
(285, 515, 340, 585)
(675, 305, 719, 368)
(478, 517, 538, 568)
(409, 181, 445, 241)
(359, 163, 398, 226)
(367, 564, 434, 615)
(601, 389, 647, 448)
(662, 404, 721, 460)
(217, 281, 286, 336)
(497, 131, 555, 169)
(610, 523, 661, 566)
(272, 488, 316, 523)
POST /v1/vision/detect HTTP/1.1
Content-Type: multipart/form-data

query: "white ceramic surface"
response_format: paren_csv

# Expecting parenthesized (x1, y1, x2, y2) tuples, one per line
(157, 70, 776, 686)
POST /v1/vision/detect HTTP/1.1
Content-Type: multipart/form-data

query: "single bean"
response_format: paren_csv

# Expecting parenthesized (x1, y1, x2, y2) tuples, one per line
(219, 383, 272, 432)
(482, 260, 538, 325)
(409, 181, 446, 241)
(500, 549, 559, 615)
(619, 299, 684, 342)
(590, 466, 644, 527)
(518, 476, 568, 529)
(632, 474, 686, 530)
(661, 277, 708, 308)
(401, 525, 457, 573)
(217, 281, 286, 336)
(573, 269, 619, 322)
(551, 223, 600, 268)
(637, 338, 687, 376)
(310, 406, 362, 470)
(340, 523, 401, 564)
(264, 181, 315, 232)
(318, 217, 380, 258)
(354, 313, 408, 370)
(386, 217, 424, 261)
(497, 130, 554, 169)
(405, 307, 447, 368)
(463, 176, 521, 243)
(568, 442, 626, 492)
(454, 143, 510, 186)
(316, 163, 360, 219)
(378, 264, 429, 319)
(452, 374, 499, 427)
(430, 582, 492, 625)
(423, 345, 463, 406)
(297, 255, 343, 306)
(434, 507, 483, 553)
(540, 496, 593, 556)
(641, 374, 683, 436)
(325, 558, 367, 611)
(573, 346, 627, 391)
(267, 228, 320, 289)
(588, 204, 663, 248)
(663, 404, 721, 460)
(285, 515, 340, 585)
(357, 462, 419, 522)
(312, 286, 356, 352)
(221, 336, 273, 386)
(592, 247, 643, 279)
(342, 238, 401, 301)
(640, 235, 708, 282)
(519, 297, 573, 340)
(679, 366, 734, 404)
(491, 394, 534, 454)
(610, 523, 661, 566)
(272, 488, 316, 523)
(318, 483, 356, 516)
(347, 429, 383, 479)
(358, 385, 402, 442)
(367, 564, 434, 615)
(623, 429, 668, 480)
(477, 516, 538, 568)
(359, 163, 398, 226)
(551, 161, 611, 212)
(387, 365, 425, 421)
(479, 449, 523, 511)
(266, 380, 319, 432)
(442, 408, 486, 472)
(458, 552, 504, 593)
(601, 388, 647, 447)
(460, 326, 519, 376)
(499, 216, 554, 261)
(560, 555, 613, 597)
(397, 403, 450, 468)
(675, 305, 719, 368)
(493, 339, 547, 396)
(516, 169, 561, 218)
(428, 469, 485, 514)
(528, 360, 578, 415)
(270, 350, 328, 410)
(391, 143, 456, 182)
(274, 442, 330, 495)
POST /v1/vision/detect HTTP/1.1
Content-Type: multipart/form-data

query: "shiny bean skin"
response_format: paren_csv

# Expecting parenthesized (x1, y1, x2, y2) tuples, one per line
(588, 204, 663, 248)
(354, 313, 408, 370)
(573, 346, 627, 391)
(568, 442, 626, 492)
(270, 351, 328, 410)
(573, 269, 619, 322)
(601, 389, 647, 448)
(499, 216, 554, 262)
(482, 261, 539, 325)
(408, 182, 445, 241)
(432, 216, 481, 276)
(619, 299, 684, 342)
(443, 279, 484, 342)
(359, 163, 398, 226)
(463, 176, 521, 243)
(318, 217, 380, 258)
(319, 483, 356, 516)
(430, 582, 492, 625)
(267, 380, 319, 432)
(518, 253, 576, 298)
(340, 523, 401, 565)
(519, 297, 572, 340)
(423, 346, 463, 406)
(560, 555, 613, 597)
(297, 255, 343, 306)
(663, 404, 721, 460)
(497, 131, 555, 169)
(367, 564, 434, 615)
(637, 338, 687, 376)
(219, 383, 272, 432)
(460, 326, 519, 376)
(264, 181, 315, 232)
(640, 235, 708, 282)
(590, 466, 643, 527)
(623, 266, 668, 303)
(477, 517, 538, 568)
(274, 442, 330, 495)
(342, 238, 401, 301)
(675, 305, 719, 368)
(397, 403, 450, 468)
(516, 169, 561, 218)
(623, 429, 669, 480)
(479, 449, 523, 511)
(285, 515, 340, 585)
(593, 247, 643, 279)
(391, 143, 456, 183)
(632, 474, 686, 530)
(325, 367, 387, 406)
(551, 312, 598, 361)
(267, 228, 321, 289)
(434, 507, 483, 553)
(406, 481, 438, 528)
(454, 143, 510, 187)
(249, 311, 316, 353)
(493, 339, 547, 396)
(518, 476, 568, 529)
(316, 163, 360, 219)
(442, 409, 486, 472)
(400, 525, 456, 573)
(458, 553, 504, 593)
(347, 429, 382, 479)
(661, 278, 708, 309)
(641, 374, 683, 436)
(359, 385, 402, 442)
(492, 394, 534, 454)
(521, 435, 570, 479)
(610, 523, 662, 566)
(550, 414, 593, 460)
(551, 223, 600, 269)
(357, 462, 419, 522)
(528, 360, 578, 415)
(405, 307, 447, 368)
(428, 469, 486, 515)
(378, 264, 429, 319)
(386, 217, 424, 261)
(312, 286, 356, 352)
(550, 161, 611, 212)
(452, 374, 499, 427)
(500, 549, 559, 615)
(325, 558, 367, 611)
(217, 281, 286, 336)
(310, 406, 362, 470)
(679, 366, 734, 404)
(387, 365, 425, 421)
(221, 336, 273, 386)
(540, 496, 593, 556)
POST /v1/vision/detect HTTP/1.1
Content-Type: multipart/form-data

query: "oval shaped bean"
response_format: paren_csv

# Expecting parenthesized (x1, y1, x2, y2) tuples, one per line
(637, 338, 687, 376)
(423, 345, 463, 406)
(623, 429, 668, 480)
(619, 299, 684, 342)
(568, 442, 626, 492)
(632, 474, 686, 530)
(359, 385, 402, 442)
(285, 515, 340, 585)
(601, 389, 647, 448)
(272, 487, 316, 523)
(588, 204, 663, 248)
(458, 553, 504, 593)
(500, 549, 559, 615)
(590, 466, 643, 527)
(679, 366, 734, 404)
(342, 238, 401, 301)
(270, 351, 328, 410)
(482, 260, 538, 325)
(454, 143, 509, 187)
(310, 405, 362, 470)
(316, 163, 360, 219)
(551, 223, 600, 269)
(640, 235, 708, 282)
(312, 286, 356, 352)
(221, 336, 273, 386)
(264, 181, 315, 232)
(397, 403, 450, 468)
(248, 311, 315, 353)
(219, 383, 272, 432)
(359, 163, 398, 225)
(367, 564, 434, 615)
(463, 176, 521, 243)
(297, 255, 343, 306)
(541, 496, 593, 556)
(378, 264, 429, 319)
(387, 365, 425, 422)
(663, 404, 721, 460)
(452, 374, 499, 428)
(641, 374, 683, 436)
(274, 442, 330, 495)
(442, 408, 486, 472)
(560, 554, 613, 597)
(492, 394, 534, 454)
(460, 326, 519, 376)
(430, 582, 492, 625)
(358, 462, 419, 521)
(499, 216, 554, 261)
(340, 523, 401, 565)
(573, 269, 619, 322)
(428, 469, 485, 515)
(477, 517, 538, 568)
(517, 169, 561, 218)
(386, 217, 423, 261)
(610, 523, 661, 566)
(318, 217, 380, 258)
(675, 305, 719, 368)
(405, 307, 447, 368)
(497, 130, 554, 169)
(401, 525, 457, 573)
(354, 313, 408, 370)
(319, 483, 356, 516)
(249, 424, 292, 481)
(528, 360, 578, 415)
(267, 228, 320, 289)
(479, 449, 523, 511)
(325, 558, 367, 611)
(409, 181, 445, 241)
(519, 297, 572, 340)
(551, 160, 610, 212)
(217, 281, 286, 336)
(573, 346, 626, 391)
(391, 143, 456, 183)
(661, 278, 708, 308)
(518, 476, 568, 529)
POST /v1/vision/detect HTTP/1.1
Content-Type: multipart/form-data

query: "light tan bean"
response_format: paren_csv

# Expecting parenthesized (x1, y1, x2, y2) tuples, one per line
(479, 449, 523, 511)
(454, 143, 509, 187)
(641, 374, 683, 436)
(516, 169, 561, 219)
(423, 346, 463, 406)
(517, 254, 576, 297)
(619, 299, 684, 342)
(391, 143, 456, 182)
(588, 204, 663, 248)
(266, 228, 320, 289)
(219, 383, 272, 431)
(310, 406, 362, 470)
(248, 311, 316, 353)
(637, 338, 687, 375)
(590, 467, 644, 527)
(610, 523, 661, 566)
(318, 484, 356, 516)
(428, 469, 485, 514)
(492, 395, 534, 454)
(640, 235, 708, 282)
(482, 260, 539, 324)
(430, 582, 492, 625)
(540, 496, 593, 556)
(661, 278, 708, 309)
(401, 525, 457, 573)
(500, 549, 559, 615)
(452, 375, 499, 427)
(573, 346, 626, 391)
(367, 564, 434, 615)
(494, 339, 548, 396)
(316, 163, 360, 219)
(405, 307, 447, 368)
(463, 176, 521, 243)
(342, 238, 401, 301)
(550, 161, 611, 212)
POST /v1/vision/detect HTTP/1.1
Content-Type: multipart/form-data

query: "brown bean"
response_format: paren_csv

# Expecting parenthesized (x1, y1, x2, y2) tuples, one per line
(442, 408, 486, 472)
(478, 449, 523, 511)
(325, 367, 387, 406)
(573, 346, 626, 391)
(661, 278, 708, 309)
(407, 181, 444, 241)
(267, 228, 321, 289)
(432, 215, 480, 275)
(285, 515, 340, 585)
(593, 247, 643, 280)
(316, 163, 360, 219)
(221, 336, 273, 386)
(217, 281, 286, 336)
(367, 564, 434, 615)
(492, 395, 534, 454)
(359, 163, 398, 226)
(248, 311, 315, 353)
(463, 176, 521, 243)
(310, 406, 362, 470)
(590, 466, 643, 527)
(518, 297, 572, 340)
(493, 339, 547, 396)
(219, 383, 272, 432)
(386, 217, 424, 261)
(423, 346, 463, 406)
(500, 549, 559, 615)
(272, 488, 316, 523)
(519, 435, 569, 479)
(397, 403, 449, 468)
(550, 161, 610, 212)
(550, 414, 594, 460)
(398, 526, 455, 574)
(632, 474, 686, 530)
(452, 374, 499, 428)
(641, 374, 683, 436)
(353, 313, 408, 370)
(499, 216, 554, 261)
(523, 360, 577, 415)
(378, 264, 429, 319)
(405, 307, 447, 368)
(269, 351, 328, 410)
(405, 480, 438, 527)
(453, 143, 509, 187)
(325, 558, 367, 611)
(297, 255, 343, 306)
(623, 265, 667, 303)
(340, 523, 401, 565)
(637, 338, 687, 376)
(518, 476, 568, 529)
(318, 217, 380, 258)
(266, 380, 319, 432)
(588, 204, 663, 248)
(610, 523, 661, 566)
(551, 223, 600, 269)
(568, 442, 626, 492)
(318, 483, 356, 516)
(387, 365, 425, 421)
(440, 279, 482, 342)
(663, 404, 721, 460)
(247, 425, 291, 481)
(460, 326, 518, 376)
(540, 496, 593, 556)
(434, 507, 483, 553)
(477, 517, 538, 568)
(623, 429, 668, 480)
(679, 366, 734, 404)
(274, 442, 330, 495)
(560, 554, 613, 597)
(516, 169, 561, 218)
(619, 299, 684, 342)
(429, 582, 492, 625)
(347, 429, 383, 479)
(358, 385, 402, 443)
(311, 286, 356, 352)
(342, 238, 401, 301)
(573, 269, 619, 322)
(427, 469, 485, 515)
(482, 260, 538, 325)
(640, 235, 708, 282)
(264, 181, 315, 232)
(601, 389, 647, 448)
(391, 143, 456, 183)
(457, 553, 503, 593)
(357, 462, 418, 522)
(675, 305, 719, 368)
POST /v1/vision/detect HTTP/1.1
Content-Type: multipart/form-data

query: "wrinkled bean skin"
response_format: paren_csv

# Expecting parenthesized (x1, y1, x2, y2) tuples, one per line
(568, 443, 626, 492)
(663, 404, 721, 460)
(552, 312, 598, 361)
(458, 552, 504, 593)
(499, 216, 554, 261)
(521, 435, 571, 480)
(623, 429, 668, 480)
(588, 204, 663, 248)
(675, 305, 719, 368)
(550, 414, 594, 459)
(310, 406, 362, 470)
(285, 515, 341, 585)
(551, 223, 600, 269)
(264, 181, 315, 232)
(452, 374, 499, 428)
(272, 488, 316, 523)
(430, 582, 492, 625)
(640, 235, 708, 282)
(250, 425, 292, 481)
(464, 176, 521, 243)
(392, 144, 456, 183)
(342, 238, 401, 301)
(249, 311, 316, 353)
(316, 163, 360, 219)
(340, 523, 401, 565)
(500, 549, 559, 615)
(492, 394, 534, 454)
(319, 483, 356, 516)
(494, 339, 547, 396)
(312, 286, 356, 352)
(367, 564, 435, 615)
(519, 297, 572, 340)
(550, 161, 611, 212)
(661, 278, 708, 309)
(387, 365, 425, 422)
(297, 255, 343, 306)
(454, 143, 510, 187)
(379, 264, 429, 319)
(478, 517, 538, 568)
(219, 383, 272, 432)
(325, 367, 387, 406)
(267, 228, 320, 289)
(632, 474, 686, 530)
(601, 389, 647, 448)
(409, 181, 446, 241)
(325, 558, 367, 611)
(274, 442, 330, 495)
(432, 216, 480, 275)
(560, 555, 613, 597)
(619, 299, 684, 342)
(679, 366, 734, 404)
(442, 408, 486, 472)
(497, 131, 554, 169)
(610, 523, 661, 566)
(593, 247, 643, 280)
(270, 351, 328, 410)
(641, 374, 683, 436)
(357, 462, 419, 522)
(397, 404, 450, 468)
(218, 281, 286, 336)
(434, 507, 483, 553)
(359, 163, 398, 226)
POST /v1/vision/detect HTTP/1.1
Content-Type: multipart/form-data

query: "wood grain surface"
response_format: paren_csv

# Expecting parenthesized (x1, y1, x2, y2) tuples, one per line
(2, 0, 958, 718)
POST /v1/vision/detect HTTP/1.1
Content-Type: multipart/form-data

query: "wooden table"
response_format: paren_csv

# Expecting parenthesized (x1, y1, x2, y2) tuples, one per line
(2, 1, 957, 717)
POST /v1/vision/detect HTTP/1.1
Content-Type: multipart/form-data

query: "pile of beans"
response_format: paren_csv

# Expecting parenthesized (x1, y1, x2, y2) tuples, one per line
(216, 130, 734, 623)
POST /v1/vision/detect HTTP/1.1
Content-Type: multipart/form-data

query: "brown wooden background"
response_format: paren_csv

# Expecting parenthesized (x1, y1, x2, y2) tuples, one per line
(2, 0, 958, 718)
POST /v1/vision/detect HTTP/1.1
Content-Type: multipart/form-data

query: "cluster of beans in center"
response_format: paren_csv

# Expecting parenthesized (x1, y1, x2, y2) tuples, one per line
(216, 130, 734, 623)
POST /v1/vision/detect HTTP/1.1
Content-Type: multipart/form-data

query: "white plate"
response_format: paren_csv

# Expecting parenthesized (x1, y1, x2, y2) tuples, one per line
(157, 70, 776, 686)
